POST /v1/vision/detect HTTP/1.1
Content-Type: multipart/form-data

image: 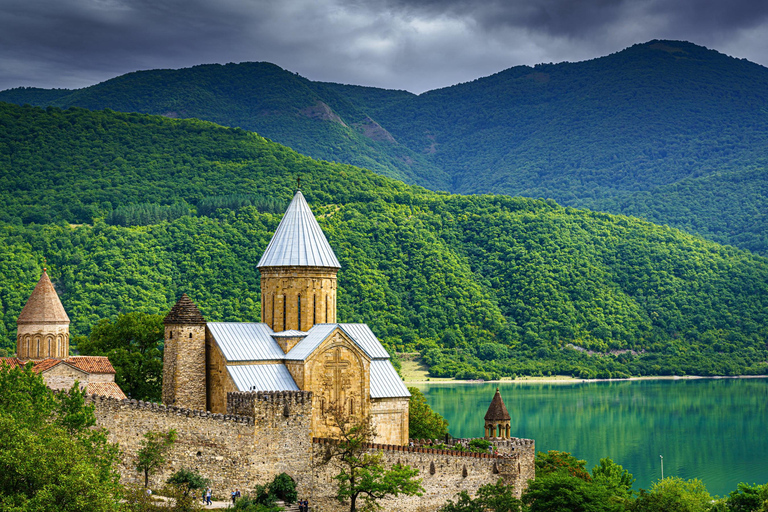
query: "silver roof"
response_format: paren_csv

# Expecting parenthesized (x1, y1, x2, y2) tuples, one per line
(272, 330, 307, 338)
(257, 191, 341, 269)
(227, 364, 299, 392)
(370, 360, 411, 398)
(338, 324, 391, 359)
(207, 322, 285, 361)
(285, 323, 338, 361)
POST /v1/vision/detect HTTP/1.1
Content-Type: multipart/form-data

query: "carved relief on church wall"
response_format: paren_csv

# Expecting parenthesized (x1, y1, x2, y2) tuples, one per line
(305, 332, 370, 438)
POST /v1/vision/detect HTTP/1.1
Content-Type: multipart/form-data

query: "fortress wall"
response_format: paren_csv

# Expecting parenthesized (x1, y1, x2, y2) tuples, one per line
(310, 437, 535, 512)
(90, 395, 262, 493)
(227, 391, 314, 490)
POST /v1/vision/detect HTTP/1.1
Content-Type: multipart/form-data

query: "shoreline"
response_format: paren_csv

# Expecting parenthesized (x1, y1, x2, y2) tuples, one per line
(404, 374, 768, 385)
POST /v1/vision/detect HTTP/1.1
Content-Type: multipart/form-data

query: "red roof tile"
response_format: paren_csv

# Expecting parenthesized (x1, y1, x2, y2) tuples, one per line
(64, 356, 116, 374)
(87, 382, 127, 400)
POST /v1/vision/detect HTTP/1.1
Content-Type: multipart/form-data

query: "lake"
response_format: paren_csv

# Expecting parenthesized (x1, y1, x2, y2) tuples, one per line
(412, 377, 768, 497)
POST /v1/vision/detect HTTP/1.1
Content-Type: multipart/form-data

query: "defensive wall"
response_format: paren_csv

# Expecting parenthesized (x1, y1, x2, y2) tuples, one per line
(88, 391, 534, 511)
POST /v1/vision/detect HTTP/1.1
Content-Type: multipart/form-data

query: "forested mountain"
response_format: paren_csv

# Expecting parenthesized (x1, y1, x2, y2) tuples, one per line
(2, 40, 768, 255)
(1, 102, 766, 379)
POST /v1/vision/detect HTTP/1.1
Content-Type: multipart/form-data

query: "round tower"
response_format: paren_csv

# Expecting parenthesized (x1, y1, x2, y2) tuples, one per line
(162, 294, 207, 410)
(257, 190, 341, 333)
(484, 387, 511, 439)
(16, 268, 70, 360)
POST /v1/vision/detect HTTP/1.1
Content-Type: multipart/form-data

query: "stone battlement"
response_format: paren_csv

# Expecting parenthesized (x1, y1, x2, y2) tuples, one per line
(86, 393, 255, 425)
(314, 437, 522, 459)
(227, 390, 313, 417)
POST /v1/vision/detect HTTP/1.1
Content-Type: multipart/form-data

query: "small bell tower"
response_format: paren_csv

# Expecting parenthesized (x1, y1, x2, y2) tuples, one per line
(484, 387, 511, 439)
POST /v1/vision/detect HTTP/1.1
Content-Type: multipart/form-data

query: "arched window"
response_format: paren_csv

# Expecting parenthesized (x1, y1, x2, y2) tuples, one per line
(189, 332, 192, 338)
(313, 294, 317, 325)
(169, 331, 173, 339)
(297, 295, 301, 330)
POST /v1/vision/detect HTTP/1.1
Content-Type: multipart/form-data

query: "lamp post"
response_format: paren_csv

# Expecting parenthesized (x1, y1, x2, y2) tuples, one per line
(660, 455, 664, 480)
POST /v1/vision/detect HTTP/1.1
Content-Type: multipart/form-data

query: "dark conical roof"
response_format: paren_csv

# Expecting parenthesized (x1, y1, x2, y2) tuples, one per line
(257, 190, 340, 269)
(163, 294, 206, 325)
(17, 269, 70, 325)
(484, 388, 511, 421)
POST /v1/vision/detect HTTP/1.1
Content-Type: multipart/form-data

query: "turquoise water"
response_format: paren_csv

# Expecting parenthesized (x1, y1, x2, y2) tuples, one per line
(413, 378, 768, 497)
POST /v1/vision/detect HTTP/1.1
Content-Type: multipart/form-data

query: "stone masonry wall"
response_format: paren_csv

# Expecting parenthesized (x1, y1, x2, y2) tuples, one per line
(91, 394, 259, 493)
(162, 324, 206, 411)
(227, 391, 314, 490)
(90, 391, 533, 511)
(260, 266, 337, 332)
(310, 437, 535, 512)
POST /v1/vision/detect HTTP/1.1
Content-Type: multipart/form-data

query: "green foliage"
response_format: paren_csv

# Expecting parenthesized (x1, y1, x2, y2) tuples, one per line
(407, 387, 449, 440)
(535, 450, 593, 481)
(468, 439, 492, 453)
(727, 482, 768, 512)
(440, 479, 522, 512)
(0, 363, 122, 511)
(523, 471, 627, 512)
(631, 477, 716, 512)
(322, 408, 423, 512)
(166, 468, 209, 497)
(269, 473, 297, 504)
(592, 458, 635, 500)
(77, 312, 164, 401)
(0, 102, 767, 378)
(136, 429, 177, 488)
(231, 493, 283, 512)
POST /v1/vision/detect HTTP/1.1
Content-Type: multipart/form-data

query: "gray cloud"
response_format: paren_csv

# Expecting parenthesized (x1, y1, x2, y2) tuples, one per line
(1, 0, 768, 93)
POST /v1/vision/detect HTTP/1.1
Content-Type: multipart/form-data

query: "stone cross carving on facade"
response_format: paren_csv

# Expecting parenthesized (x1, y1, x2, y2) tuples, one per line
(323, 347, 350, 410)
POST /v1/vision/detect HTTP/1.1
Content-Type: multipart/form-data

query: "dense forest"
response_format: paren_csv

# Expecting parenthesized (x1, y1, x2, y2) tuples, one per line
(3, 40, 768, 255)
(0, 103, 767, 379)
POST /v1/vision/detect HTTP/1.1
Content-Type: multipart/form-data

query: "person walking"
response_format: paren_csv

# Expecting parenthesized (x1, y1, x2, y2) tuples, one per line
(231, 490, 236, 505)
(206, 488, 212, 506)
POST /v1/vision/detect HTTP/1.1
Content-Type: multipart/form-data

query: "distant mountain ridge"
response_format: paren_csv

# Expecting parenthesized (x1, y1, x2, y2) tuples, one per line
(3, 40, 768, 254)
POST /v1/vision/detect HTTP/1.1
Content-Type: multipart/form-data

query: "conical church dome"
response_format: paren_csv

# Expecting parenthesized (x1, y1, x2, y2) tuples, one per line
(257, 191, 341, 269)
(17, 269, 70, 325)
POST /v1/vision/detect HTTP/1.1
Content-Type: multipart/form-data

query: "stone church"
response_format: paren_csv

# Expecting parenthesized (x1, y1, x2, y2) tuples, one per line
(162, 190, 410, 445)
(2, 269, 127, 400)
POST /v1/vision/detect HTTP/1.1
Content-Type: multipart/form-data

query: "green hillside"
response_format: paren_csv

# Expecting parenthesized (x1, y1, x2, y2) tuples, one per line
(4, 40, 767, 255)
(0, 102, 766, 379)
(0, 63, 446, 190)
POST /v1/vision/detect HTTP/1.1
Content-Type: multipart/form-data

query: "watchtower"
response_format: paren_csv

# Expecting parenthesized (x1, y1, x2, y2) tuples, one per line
(162, 294, 207, 410)
(257, 190, 341, 334)
(484, 387, 511, 439)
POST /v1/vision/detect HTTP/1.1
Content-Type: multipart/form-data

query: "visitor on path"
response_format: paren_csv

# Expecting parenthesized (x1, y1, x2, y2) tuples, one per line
(231, 490, 236, 505)
(206, 488, 212, 506)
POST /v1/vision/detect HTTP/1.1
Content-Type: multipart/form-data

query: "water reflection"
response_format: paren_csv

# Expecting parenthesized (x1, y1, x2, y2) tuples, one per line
(413, 378, 768, 496)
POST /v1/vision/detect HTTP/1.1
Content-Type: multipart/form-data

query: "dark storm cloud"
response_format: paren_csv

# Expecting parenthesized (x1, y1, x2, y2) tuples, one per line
(1, 0, 767, 93)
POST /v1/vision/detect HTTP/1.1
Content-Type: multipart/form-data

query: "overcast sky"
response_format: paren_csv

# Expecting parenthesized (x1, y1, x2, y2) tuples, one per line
(2, 0, 768, 94)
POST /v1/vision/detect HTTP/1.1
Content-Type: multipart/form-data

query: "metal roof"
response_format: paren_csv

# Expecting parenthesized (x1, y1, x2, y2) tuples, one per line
(272, 330, 307, 338)
(207, 322, 285, 361)
(370, 360, 411, 398)
(338, 324, 391, 360)
(227, 364, 299, 392)
(257, 191, 341, 269)
(284, 323, 338, 361)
